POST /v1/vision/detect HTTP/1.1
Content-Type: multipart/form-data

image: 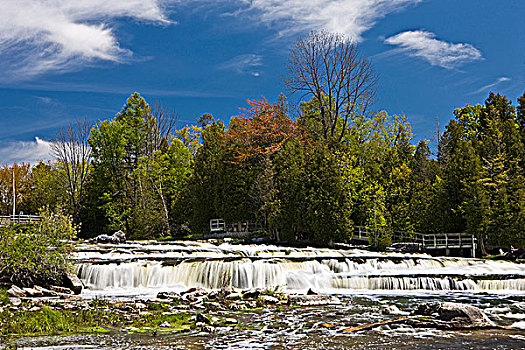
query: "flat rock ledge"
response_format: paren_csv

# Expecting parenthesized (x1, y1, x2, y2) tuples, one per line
(409, 301, 497, 330)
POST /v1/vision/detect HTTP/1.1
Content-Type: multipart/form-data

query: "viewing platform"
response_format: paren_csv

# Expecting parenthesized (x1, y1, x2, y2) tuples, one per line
(353, 226, 477, 257)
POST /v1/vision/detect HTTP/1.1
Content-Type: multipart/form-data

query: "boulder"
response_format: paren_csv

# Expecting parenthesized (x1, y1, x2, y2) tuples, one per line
(226, 292, 243, 300)
(196, 313, 211, 324)
(382, 305, 409, 316)
(91, 230, 126, 244)
(63, 271, 83, 294)
(411, 302, 496, 329)
(23, 287, 44, 297)
(157, 291, 180, 300)
(307, 288, 320, 295)
(7, 285, 26, 297)
(242, 290, 261, 299)
(288, 295, 341, 306)
(113, 230, 126, 243)
(48, 285, 73, 295)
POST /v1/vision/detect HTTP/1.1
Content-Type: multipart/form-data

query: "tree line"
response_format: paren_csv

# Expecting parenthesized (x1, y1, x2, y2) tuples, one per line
(1, 32, 524, 251)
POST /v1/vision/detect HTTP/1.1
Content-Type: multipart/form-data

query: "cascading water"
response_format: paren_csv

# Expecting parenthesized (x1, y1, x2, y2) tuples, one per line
(74, 241, 525, 296)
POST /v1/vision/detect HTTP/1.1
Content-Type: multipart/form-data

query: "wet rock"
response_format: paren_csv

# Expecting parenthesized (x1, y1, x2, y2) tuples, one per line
(219, 286, 235, 296)
(224, 318, 238, 325)
(182, 287, 206, 295)
(135, 302, 147, 309)
(411, 302, 496, 329)
(113, 230, 126, 243)
(191, 301, 205, 310)
(159, 321, 171, 328)
(91, 230, 126, 244)
(288, 295, 341, 307)
(34, 285, 67, 297)
(228, 303, 241, 311)
(23, 287, 44, 297)
(258, 295, 279, 305)
(205, 302, 222, 311)
(307, 288, 320, 295)
(182, 288, 207, 302)
(157, 291, 180, 300)
(242, 289, 261, 299)
(201, 324, 215, 333)
(226, 292, 243, 300)
(196, 313, 211, 324)
(382, 305, 409, 316)
(7, 285, 26, 297)
(63, 271, 83, 294)
(207, 291, 219, 300)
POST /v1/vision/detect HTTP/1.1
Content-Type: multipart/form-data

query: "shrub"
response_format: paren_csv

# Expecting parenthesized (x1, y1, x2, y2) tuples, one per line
(0, 207, 77, 287)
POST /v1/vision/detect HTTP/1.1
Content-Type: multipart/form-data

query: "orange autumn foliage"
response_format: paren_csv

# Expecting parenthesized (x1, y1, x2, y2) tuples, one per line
(227, 97, 302, 161)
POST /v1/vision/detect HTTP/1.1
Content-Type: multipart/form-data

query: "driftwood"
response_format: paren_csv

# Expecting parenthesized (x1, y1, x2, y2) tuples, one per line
(342, 316, 409, 332)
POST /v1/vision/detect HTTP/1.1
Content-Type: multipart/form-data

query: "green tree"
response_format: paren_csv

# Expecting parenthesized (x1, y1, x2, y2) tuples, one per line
(87, 92, 177, 236)
(134, 137, 193, 237)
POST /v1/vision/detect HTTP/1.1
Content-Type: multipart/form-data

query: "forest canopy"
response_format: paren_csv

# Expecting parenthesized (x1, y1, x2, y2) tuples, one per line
(1, 32, 524, 252)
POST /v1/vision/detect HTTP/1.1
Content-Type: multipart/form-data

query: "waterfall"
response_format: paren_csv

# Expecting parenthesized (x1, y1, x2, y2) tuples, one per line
(75, 242, 525, 294)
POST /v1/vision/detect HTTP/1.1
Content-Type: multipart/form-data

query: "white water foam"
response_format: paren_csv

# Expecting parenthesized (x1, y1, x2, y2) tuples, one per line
(75, 242, 525, 295)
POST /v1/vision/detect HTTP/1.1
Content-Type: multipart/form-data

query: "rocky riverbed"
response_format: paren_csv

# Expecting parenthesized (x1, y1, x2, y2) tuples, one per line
(2, 286, 525, 349)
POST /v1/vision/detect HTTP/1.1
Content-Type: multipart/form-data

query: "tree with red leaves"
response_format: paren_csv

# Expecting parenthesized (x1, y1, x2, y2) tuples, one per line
(226, 95, 299, 161)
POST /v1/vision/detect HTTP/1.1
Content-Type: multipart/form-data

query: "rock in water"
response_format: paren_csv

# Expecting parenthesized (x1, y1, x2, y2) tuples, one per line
(157, 291, 180, 300)
(113, 230, 126, 243)
(288, 295, 341, 306)
(91, 230, 126, 244)
(307, 288, 320, 295)
(411, 302, 496, 329)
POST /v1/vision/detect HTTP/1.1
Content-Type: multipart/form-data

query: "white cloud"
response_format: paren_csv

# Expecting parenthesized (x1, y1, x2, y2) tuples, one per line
(0, 137, 55, 165)
(219, 54, 263, 76)
(471, 77, 511, 95)
(242, 0, 422, 41)
(384, 30, 483, 69)
(0, 0, 174, 80)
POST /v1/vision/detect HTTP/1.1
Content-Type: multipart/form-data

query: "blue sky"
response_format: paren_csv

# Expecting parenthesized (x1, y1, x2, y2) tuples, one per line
(0, 0, 523, 163)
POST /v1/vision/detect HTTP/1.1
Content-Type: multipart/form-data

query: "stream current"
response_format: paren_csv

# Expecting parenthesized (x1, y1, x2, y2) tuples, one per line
(11, 242, 525, 349)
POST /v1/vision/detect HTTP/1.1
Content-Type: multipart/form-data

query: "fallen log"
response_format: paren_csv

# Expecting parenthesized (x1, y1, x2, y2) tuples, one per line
(342, 316, 409, 332)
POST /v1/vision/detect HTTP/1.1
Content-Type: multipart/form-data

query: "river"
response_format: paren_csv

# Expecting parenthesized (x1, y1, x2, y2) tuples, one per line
(11, 241, 525, 349)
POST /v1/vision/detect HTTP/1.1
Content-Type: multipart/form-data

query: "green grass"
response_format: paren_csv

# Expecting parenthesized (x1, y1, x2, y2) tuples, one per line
(0, 287, 10, 305)
(0, 303, 195, 336)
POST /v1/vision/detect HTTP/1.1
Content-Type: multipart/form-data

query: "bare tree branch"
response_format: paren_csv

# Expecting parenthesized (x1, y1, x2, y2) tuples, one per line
(52, 118, 92, 223)
(284, 31, 378, 142)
